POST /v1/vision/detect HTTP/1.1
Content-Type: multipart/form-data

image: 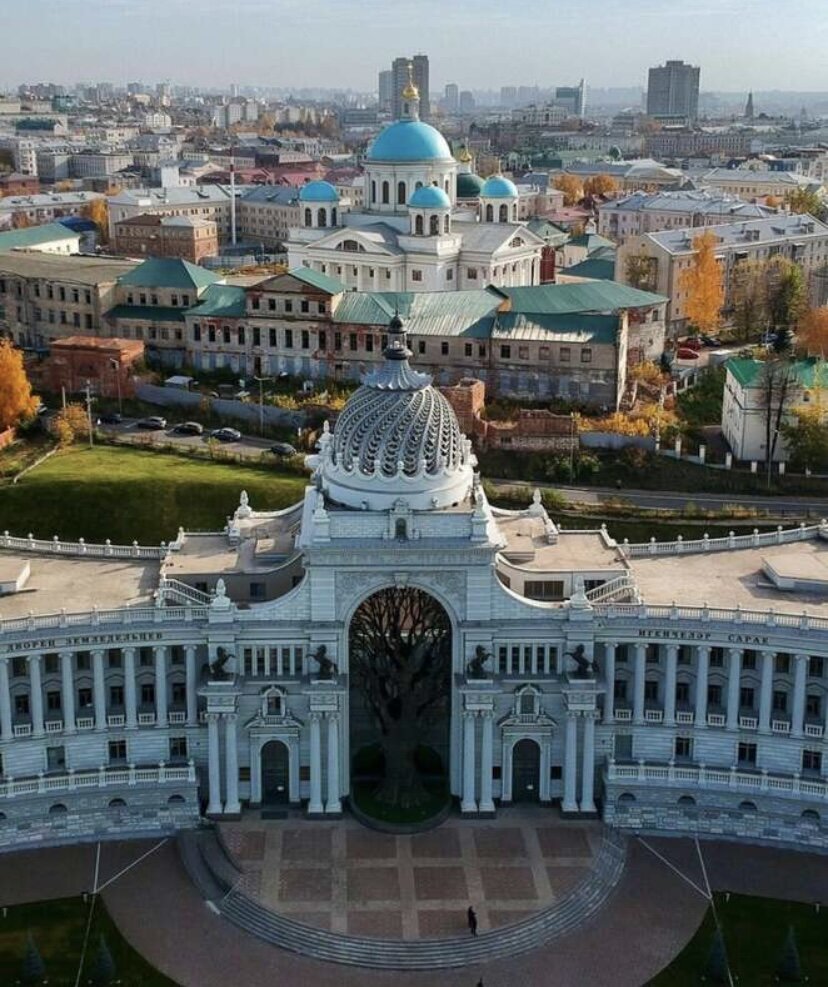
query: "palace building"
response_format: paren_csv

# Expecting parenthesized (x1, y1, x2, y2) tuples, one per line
(2, 313, 828, 863)
(286, 69, 548, 293)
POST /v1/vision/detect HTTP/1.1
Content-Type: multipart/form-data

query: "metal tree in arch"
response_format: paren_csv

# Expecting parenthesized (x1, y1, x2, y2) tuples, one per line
(349, 586, 451, 809)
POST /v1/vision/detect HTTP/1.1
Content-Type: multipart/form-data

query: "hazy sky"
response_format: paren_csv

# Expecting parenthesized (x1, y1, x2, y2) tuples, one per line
(4, 0, 827, 92)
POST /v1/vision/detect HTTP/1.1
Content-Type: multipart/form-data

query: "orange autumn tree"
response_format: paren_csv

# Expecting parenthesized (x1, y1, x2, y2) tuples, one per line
(798, 307, 828, 357)
(552, 174, 584, 206)
(583, 174, 620, 198)
(679, 230, 724, 334)
(0, 339, 39, 429)
(82, 198, 109, 244)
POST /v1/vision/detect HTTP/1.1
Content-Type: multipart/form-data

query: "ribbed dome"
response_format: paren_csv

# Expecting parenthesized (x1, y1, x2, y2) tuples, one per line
(457, 172, 484, 199)
(367, 121, 454, 162)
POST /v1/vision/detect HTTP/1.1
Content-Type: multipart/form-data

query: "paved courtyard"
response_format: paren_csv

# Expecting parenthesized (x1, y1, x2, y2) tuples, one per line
(219, 806, 602, 939)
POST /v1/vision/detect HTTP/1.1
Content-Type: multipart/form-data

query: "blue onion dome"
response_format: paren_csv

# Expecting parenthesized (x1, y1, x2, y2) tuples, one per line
(480, 175, 519, 198)
(457, 172, 485, 198)
(367, 121, 454, 162)
(299, 180, 339, 202)
(408, 185, 451, 209)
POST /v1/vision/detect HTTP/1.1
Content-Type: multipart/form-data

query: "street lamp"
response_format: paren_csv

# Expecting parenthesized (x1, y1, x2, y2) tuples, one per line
(253, 375, 273, 436)
(109, 357, 123, 419)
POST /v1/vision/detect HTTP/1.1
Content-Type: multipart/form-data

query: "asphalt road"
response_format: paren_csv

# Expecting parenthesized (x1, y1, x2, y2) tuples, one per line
(489, 479, 828, 517)
(97, 417, 284, 460)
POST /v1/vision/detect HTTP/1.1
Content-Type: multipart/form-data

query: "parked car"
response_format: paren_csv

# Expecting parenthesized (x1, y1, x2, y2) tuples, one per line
(210, 427, 242, 443)
(173, 421, 204, 436)
(676, 347, 700, 360)
(679, 336, 702, 351)
(136, 416, 167, 430)
(97, 412, 122, 425)
(699, 334, 721, 347)
(270, 442, 297, 457)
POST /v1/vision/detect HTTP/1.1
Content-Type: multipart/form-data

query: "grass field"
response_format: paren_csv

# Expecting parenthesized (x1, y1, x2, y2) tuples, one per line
(0, 445, 307, 544)
(0, 895, 175, 985)
(649, 892, 828, 985)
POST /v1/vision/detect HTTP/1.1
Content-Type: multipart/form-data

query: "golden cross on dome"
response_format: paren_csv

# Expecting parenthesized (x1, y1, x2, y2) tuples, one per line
(402, 62, 419, 101)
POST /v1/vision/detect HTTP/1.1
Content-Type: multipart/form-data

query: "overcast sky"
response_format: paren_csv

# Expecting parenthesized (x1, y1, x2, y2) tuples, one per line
(3, 0, 827, 92)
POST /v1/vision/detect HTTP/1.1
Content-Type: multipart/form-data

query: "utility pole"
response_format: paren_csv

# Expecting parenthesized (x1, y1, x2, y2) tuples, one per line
(84, 380, 94, 448)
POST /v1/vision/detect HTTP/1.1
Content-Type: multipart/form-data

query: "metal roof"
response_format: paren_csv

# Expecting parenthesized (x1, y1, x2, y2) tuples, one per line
(0, 222, 78, 252)
(504, 281, 666, 314)
(118, 258, 219, 290)
(494, 312, 619, 344)
(186, 284, 248, 319)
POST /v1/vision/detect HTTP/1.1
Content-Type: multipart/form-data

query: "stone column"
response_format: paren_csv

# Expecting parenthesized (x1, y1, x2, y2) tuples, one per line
(60, 651, 75, 734)
(664, 645, 678, 726)
(633, 643, 647, 724)
(185, 645, 198, 727)
(726, 648, 742, 731)
(461, 711, 478, 813)
(92, 649, 106, 731)
(792, 654, 809, 739)
(603, 643, 616, 724)
(759, 650, 774, 734)
(501, 740, 513, 803)
(206, 713, 223, 815)
(0, 659, 12, 741)
(695, 646, 710, 728)
(580, 712, 597, 814)
(479, 711, 495, 814)
(28, 654, 44, 737)
(562, 711, 579, 813)
(308, 712, 324, 815)
(154, 646, 168, 728)
(123, 648, 137, 730)
(224, 713, 240, 815)
(326, 713, 341, 814)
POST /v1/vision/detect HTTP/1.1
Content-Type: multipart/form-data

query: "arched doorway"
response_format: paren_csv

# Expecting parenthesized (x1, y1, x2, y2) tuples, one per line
(512, 739, 541, 802)
(261, 740, 290, 807)
(348, 586, 452, 819)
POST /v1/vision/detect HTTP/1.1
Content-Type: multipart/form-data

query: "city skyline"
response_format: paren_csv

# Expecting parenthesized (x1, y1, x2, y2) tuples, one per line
(3, 0, 827, 93)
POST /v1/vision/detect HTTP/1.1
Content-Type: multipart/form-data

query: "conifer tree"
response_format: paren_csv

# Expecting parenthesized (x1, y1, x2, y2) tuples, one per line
(20, 931, 45, 985)
(776, 925, 803, 982)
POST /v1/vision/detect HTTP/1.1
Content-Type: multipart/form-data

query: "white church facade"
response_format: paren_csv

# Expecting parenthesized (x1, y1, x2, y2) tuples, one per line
(287, 71, 546, 293)
(2, 315, 828, 860)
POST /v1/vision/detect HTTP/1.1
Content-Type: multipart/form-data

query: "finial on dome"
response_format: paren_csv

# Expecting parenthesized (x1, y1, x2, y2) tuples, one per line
(384, 310, 411, 362)
(402, 62, 419, 101)
(457, 145, 473, 164)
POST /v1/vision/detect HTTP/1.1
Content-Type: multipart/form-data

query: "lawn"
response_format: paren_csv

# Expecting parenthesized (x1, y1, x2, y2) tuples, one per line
(0, 445, 307, 544)
(0, 895, 175, 985)
(649, 892, 828, 985)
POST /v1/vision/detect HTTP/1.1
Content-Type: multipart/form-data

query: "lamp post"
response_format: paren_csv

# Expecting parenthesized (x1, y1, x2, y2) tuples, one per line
(109, 357, 123, 418)
(253, 375, 273, 436)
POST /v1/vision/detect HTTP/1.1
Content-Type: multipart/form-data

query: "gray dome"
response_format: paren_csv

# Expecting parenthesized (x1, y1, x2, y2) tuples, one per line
(332, 381, 463, 478)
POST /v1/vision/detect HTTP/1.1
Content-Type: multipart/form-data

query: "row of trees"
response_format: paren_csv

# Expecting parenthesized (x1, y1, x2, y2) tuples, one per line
(552, 173, 620, 207)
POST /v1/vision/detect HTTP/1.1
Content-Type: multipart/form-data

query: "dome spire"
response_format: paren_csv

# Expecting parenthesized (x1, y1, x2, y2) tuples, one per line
(400, 62, 420, 122)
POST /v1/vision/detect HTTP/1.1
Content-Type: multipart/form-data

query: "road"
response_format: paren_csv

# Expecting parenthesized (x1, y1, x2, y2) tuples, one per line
(96, 417, 285, 460)
(489, 479, 828, 518)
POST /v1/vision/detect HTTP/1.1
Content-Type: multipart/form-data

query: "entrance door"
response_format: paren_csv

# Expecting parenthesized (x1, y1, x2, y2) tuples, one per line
(512, 739, 541, 802)
(261, 740, 290, 806)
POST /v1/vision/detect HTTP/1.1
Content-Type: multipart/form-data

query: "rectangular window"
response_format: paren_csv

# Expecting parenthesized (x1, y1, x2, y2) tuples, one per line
(251, 297, 260, 310)
(500, 345, 511, 359)
(411, 270, 423, 282)
(349, 333, 358, 351)
(441, 341, 449, 356)
(644, 679, 659, 702)
(803, 749, 822, 774)
(742, 651, 757, 671)
(109, 685, 124, 707)
(334, 332, 342, 351)
(284, 300, 293, 313)
(223, 326, 231, 344)
(250, 582, 265, 599)
(710, 648, 724, 668)
(318, 302, 326, 314)
(811, 656, 824, 678)
(418, 340, 426, 354)
(284, 329, 294, 348)
(46, 746, 65, 772)
(737, 742, 757, 765)
(172, 682, 186, 705)
(269, 328, 277, 348)
(560, 347, 570, 362)
(580, 348, 592, 363)
(775, 654, 791, 674)
(524, 580, 564, 601)
(46, 690, 61, 712)
(108, 740, 126, 763)
(674, 736, 693, 760)
(301, 300, 309, 313)
(268, 298, 277, 311)
(464, 343, 473, 357)
(238, 326, 246, 345)
(676, 681, 690, 704)
(141, 683, 155, 706)
(170, 736, 188, 760)
(193, 323, 202, 342)
(77, 687, 92, 708)
(518, 346, 529, 360)
(613, 679, 627, 700)
(707, 683, 722, 707)
(466, 268, 477, 279)
(772, 690, 788, 713)
(806, 694, 822, 717)
(301, 330, 310, 349)
(740, 686, 755, 710)
(319, 331, 327, 350)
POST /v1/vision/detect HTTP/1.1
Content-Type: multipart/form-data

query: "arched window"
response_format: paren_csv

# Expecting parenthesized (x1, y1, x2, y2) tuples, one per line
(801, 809, 820, 825)
(429, 215, 439, 236)
(677, 795, 696, 806)
(108, 798, 127, 809)
(485, 204, 493, 222)
(397, 181, 406, 205)
(444, 216, 450, 233)
(304, 207, 312, 227)
(444, 179, 450, 193)
(617, 792, 636, 805)
(331, 208, 337, 226)
(371, 180, 377, 204)
(415, 181, 423, 190)
(499, 204, 508, 222)
(382, 181, 390, 205)
(49, 803, 68, 816)
(317, 208, 327, 228)
(0, 812, 6, 822)
(738, 800, 758, 813)
(415, 215, 424, 236)
(512, 204, 518, 221)
(167, 794, 186, 805)
(395, 519, 407, 541)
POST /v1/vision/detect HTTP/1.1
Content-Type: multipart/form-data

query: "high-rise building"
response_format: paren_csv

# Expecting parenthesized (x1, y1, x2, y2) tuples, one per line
(500, 86, 517, 109)
(646, 60, 700, 123)
(391, 54, 429, 120)
(378, 70, 394, 112)
(444, 83, 459, 114)
(459, 90, 475, 114)
(745, 91, 755, 120)
(555, 79, 587, 119)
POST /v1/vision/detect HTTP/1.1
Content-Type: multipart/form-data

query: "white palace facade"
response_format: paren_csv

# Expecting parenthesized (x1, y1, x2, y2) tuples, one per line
(3, 317, 828, 859)
(286, 74, 546, 293)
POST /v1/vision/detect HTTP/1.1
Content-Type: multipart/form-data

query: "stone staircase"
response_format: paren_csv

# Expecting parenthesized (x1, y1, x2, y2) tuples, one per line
(182, 828, 627, 971)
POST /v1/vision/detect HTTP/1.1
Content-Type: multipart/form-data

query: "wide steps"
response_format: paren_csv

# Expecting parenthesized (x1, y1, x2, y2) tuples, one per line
(214, 829, 627, 970)
(176, 830, 227, 902)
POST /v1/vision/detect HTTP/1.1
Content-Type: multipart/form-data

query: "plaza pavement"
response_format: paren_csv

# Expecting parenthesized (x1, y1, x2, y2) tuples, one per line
(3, 832, 828, 985)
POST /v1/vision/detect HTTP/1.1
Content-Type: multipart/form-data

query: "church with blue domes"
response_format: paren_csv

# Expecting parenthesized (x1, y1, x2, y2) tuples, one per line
(287, 68, 546, 292)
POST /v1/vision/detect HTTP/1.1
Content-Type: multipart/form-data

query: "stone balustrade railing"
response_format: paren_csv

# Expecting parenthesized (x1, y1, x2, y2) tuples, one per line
(621, 521, 828, 558)
(584, 572, 639, 604)
(0, 760, 196, 800)
(0, 604, 210, 636)
(0, 530, 181, 560)
(606, 758, 827, 801)
(156, 577, 213, 607)
(593, 601, 828, 633)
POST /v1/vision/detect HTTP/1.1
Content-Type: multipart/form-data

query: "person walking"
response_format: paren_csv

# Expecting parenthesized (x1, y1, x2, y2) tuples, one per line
(467, 906, 478, 936)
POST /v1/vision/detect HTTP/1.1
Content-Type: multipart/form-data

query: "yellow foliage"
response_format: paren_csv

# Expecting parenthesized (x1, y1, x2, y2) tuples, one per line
(583, 174, 620, 198)
(629, 361, 665, 386)
(552, 174, 584, 206)
(578, 403, 678, 437)
(53, 403, 90, 445)
(0, 340, 38, 429)
(82, 199, 109, 243)
(798, 307, 828, 358)
(678, 230, 724, 333)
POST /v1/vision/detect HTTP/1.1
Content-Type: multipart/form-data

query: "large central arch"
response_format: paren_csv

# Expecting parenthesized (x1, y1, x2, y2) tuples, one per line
(348, 585, 452, 813)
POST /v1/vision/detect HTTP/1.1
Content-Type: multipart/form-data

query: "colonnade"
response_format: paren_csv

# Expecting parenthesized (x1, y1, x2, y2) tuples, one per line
(308, 711, 342, 815)
(460, 709, 495, 814)
(562, 710, 599, 814)
(0, 645, 200, 741)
